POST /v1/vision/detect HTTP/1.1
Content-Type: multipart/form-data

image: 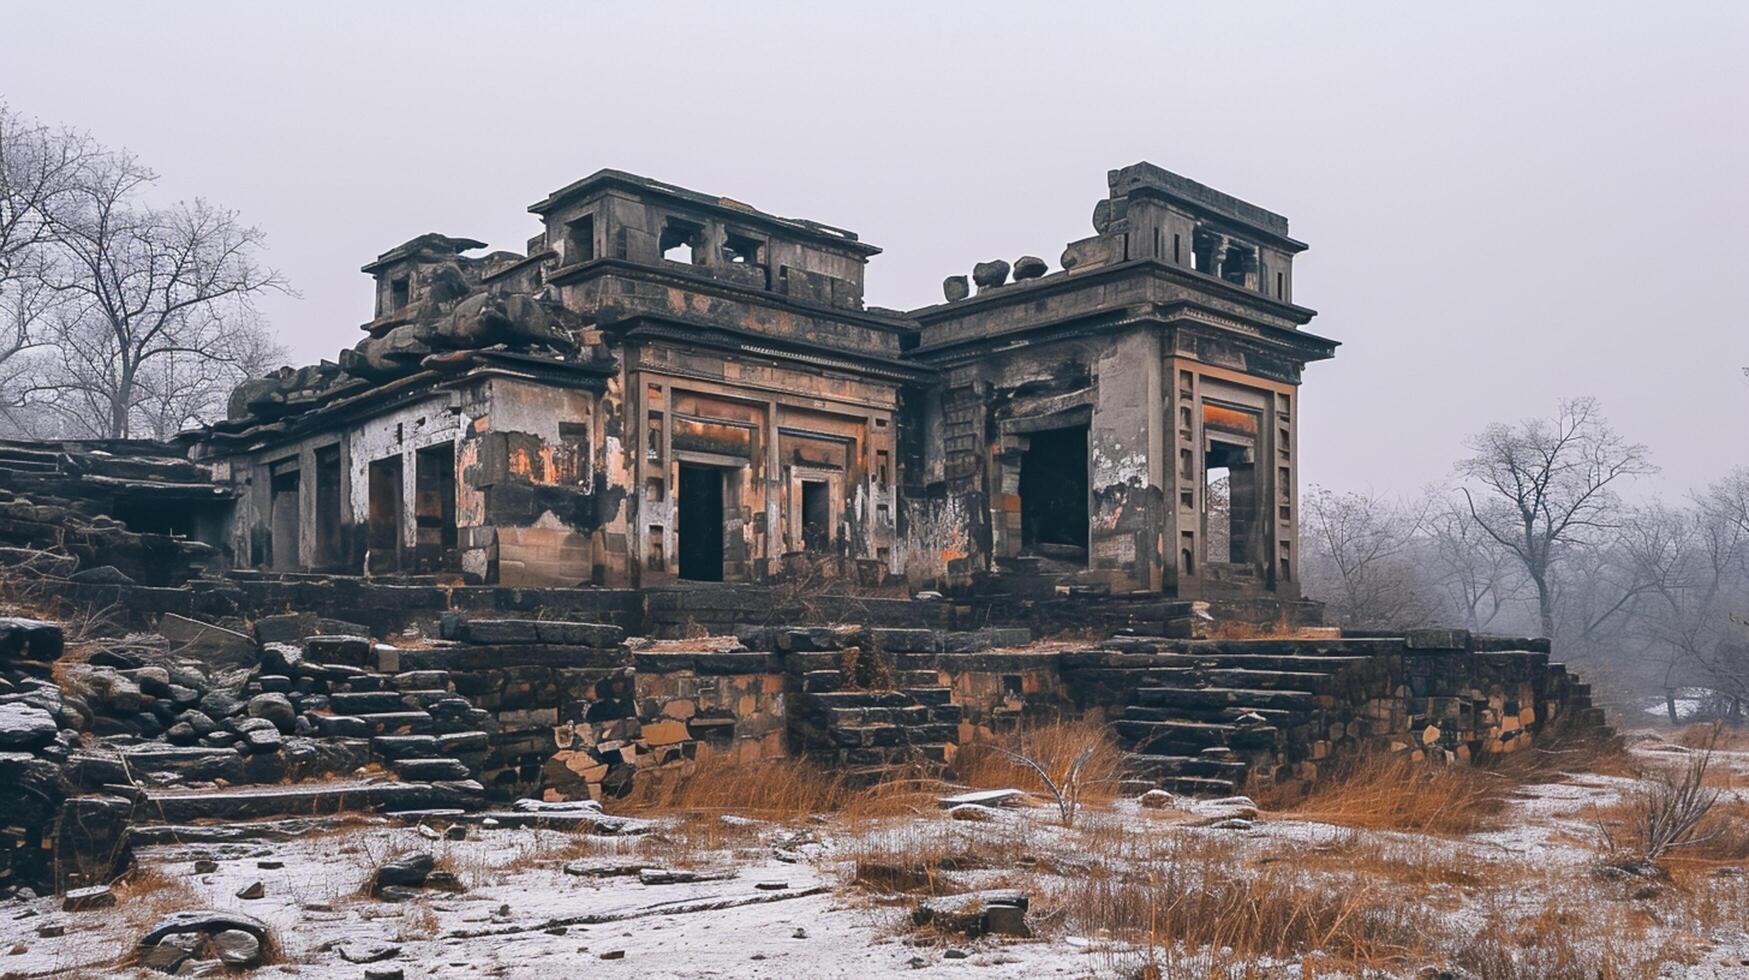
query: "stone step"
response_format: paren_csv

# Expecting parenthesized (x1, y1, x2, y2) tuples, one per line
(388, 756, 474, 782)
(136, 779, 482, 823)
(1157, 775, 1240, 797)
(1112, 718, 1280, 754)
(892, 669, 941, 687)
(371, 734, 440, 759)
(802, 690, 920, 710)
(327, 689, 455, 714)
(1201, 668, 1340, 693)
(1090, 650, 1376, 672)
(1123, 752, 1250, 781)
(1122, 703, 1300, 726)
(1133, 686, 1319, 711)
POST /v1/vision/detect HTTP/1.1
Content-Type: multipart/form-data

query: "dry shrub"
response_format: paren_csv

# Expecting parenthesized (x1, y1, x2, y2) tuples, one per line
(1483, 722, 1638, 781)
(619, 756, 943, 822)
(1595, 736, 1723, 872)
(843, 817, 1042, 899)
(1262, 753, 1508, 835)
(954, 718, 1123, 810)
(619, 757, 850, 818)
(1676, 722, 1749, 752)
(1048, 835, 1430, 973)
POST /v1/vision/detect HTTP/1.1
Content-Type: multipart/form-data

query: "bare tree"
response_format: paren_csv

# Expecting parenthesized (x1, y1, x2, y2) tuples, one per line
(1300, 486, 1431, 629)
(0, 104, 98, 426)
(1457, 397, 1655, 639)
(24, 148, 287, 438)
(1422, 494, 1525, 632)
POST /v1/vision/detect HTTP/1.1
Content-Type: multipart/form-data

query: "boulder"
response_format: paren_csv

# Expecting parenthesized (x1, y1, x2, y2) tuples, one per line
(371, 853, 435, 894)
(0, 618, 63, 662)
(0, 703, 58, 750)
(971, 259, 1010, 290)
(1012, 255, 1048, 279)
(942, 276, 970, 302)
(245, 693, 296, 732)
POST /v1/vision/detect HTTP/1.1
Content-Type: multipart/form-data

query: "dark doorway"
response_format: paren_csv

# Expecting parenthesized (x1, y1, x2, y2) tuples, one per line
(367, 456, 403, 575)
(314, 446, 342, 569)
(414, 443, 457, 573)
(1205, 440, 1256, 565)
(1018, 426, 1089, 564)
(677, 463, 724, 582)
(800, 480, 830, 552)
(269, 467, 300, 571)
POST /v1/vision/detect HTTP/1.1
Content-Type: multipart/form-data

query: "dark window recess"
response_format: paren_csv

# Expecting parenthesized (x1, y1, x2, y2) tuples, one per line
(269, 468, 300, 571)
(677, 463, 724, 582)
(801, 480, 830, 552)
(413, 443, 457, 573)
(722, 231, 762, 265)
(566, 213, 595, 264)
(1018, 426, 1089, 565)
(660, 219, 704, 264)
(314, 445, 343, 568)
(389, 276, 410, 311)
(367, 456, 403, 575)
(1191, 229, 1219, 273)
(1276, 271, 1284, 299)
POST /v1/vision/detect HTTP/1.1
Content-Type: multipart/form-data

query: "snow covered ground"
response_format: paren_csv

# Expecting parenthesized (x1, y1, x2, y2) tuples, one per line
(5, 729, 1748, 979)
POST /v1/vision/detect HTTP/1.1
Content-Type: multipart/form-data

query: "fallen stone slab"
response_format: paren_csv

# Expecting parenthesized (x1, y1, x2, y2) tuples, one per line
(158, 614, 255, 664)
(62, 885, 115, 911)
(139, 779, 479, 822)
(639, 867, 738, 885)
(139, 909, 270, 962)
(563, 858, 654, 878)
(338, 940, 402, 964)
(938, 788, 1025, 809)
(912, 889, 1030, 936)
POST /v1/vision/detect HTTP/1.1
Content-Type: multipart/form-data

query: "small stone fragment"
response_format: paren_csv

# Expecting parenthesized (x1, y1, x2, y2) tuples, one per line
(211, 929, 262, 967)
(61, 886, 114, 912)
(236, 881, 265, 900)
(1139, 789, 1175, 809)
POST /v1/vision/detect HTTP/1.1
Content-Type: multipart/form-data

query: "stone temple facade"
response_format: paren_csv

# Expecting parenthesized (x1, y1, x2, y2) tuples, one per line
(191, 163, 1336, 605)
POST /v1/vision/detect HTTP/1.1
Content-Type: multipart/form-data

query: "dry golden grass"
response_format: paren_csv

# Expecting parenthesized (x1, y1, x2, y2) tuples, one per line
(1047, 834, 1432, 975)
(618, 757, 850, 818)
(1204, 619, 1342, 641)
(617, 756, 944, 822)
(954, 717, 1124, 810)
(1260, 752, 1510, 835)
(1676, 722, 1749, 752)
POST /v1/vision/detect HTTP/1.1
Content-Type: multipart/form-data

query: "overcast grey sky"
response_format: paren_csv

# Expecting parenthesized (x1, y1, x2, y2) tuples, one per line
(5, 2, 1744, 495)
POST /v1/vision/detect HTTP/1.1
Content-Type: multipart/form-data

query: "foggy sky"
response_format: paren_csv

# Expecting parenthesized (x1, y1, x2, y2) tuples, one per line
(5, 2, 1744, 497)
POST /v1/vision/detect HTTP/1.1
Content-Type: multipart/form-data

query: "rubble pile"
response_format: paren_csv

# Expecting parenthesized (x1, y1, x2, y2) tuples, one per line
(0, 440, 229, 586)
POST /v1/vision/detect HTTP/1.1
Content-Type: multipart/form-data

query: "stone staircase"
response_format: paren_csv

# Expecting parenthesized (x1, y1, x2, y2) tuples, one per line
(1079, 632, 1615, 798)
(782, 629, 963, 784)
(1108, 645, 1369, 796)
(71, 632, 493, 824)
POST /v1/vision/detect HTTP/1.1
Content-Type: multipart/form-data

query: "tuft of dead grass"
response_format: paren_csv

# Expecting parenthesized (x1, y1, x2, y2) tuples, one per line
(1048, 834, 1432, 975)
(1676, 722, 1749, 752)
(953, 718, 1123, 810)
(1260, 752, 1510, 835)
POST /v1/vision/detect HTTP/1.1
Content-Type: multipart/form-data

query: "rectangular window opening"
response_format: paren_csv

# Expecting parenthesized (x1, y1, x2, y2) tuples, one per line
(660, 219, 704, 265)
(565, 213, 595, 264)
(801, 480, 830, 552)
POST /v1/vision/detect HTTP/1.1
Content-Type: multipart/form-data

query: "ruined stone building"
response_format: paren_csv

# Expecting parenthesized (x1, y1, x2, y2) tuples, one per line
(191, 163, 1336, 605)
